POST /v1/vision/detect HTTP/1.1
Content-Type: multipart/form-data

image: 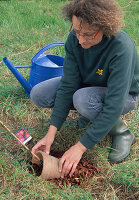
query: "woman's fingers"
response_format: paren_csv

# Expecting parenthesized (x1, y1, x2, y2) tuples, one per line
(32, 138, 51, 154)
(59, 157, 66, 175)
(58, 142, 86, 178)
(69, 162, 78, 177)
(32, 143, 41, 154)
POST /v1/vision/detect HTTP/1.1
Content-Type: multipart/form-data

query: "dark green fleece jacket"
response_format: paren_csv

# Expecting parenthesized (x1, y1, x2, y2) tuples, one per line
(50, 30, 139, 149)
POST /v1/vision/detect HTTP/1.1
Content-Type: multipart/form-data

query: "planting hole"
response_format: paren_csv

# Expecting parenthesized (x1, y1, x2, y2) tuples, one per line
(27, 150, 98, 186)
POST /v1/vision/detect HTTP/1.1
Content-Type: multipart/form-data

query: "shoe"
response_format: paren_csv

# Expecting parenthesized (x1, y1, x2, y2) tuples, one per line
(77, 116, 90, 129)
(108, 118, 136, 163)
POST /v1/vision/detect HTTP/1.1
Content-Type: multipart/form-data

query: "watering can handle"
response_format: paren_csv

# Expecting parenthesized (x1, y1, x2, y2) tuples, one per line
(32, 42, 65, 62)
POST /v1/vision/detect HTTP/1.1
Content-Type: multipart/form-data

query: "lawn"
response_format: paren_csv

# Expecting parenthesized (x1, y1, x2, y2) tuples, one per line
(0, 0, 139, 199)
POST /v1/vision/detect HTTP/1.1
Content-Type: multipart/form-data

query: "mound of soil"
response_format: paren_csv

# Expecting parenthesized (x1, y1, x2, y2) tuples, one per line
(50, 159, 98, 186)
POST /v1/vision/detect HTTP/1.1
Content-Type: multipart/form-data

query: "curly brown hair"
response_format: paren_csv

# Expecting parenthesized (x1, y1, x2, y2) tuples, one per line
(62, 0, 124, 37)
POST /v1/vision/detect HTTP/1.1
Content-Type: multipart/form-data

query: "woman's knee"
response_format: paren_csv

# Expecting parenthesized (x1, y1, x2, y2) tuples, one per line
(30, 77, 61, 107)
(30, 83, 54, 107)
(73, 87, 107, 120)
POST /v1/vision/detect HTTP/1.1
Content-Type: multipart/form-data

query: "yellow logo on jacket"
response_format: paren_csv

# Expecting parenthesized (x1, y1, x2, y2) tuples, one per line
(96, 69, 103, 75)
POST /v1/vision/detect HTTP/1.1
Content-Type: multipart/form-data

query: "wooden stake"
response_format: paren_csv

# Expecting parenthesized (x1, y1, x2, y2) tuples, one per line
(0, 120, 40, 161)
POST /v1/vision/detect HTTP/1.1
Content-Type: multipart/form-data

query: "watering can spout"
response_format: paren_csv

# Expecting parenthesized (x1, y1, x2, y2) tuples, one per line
(3, 57, 32, 94)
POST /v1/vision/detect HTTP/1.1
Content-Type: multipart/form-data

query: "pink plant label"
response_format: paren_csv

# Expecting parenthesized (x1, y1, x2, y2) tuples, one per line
(15, 127, 32, 144)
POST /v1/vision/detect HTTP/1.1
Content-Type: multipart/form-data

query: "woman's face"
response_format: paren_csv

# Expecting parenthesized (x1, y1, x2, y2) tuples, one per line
(72, 15, 103, 49)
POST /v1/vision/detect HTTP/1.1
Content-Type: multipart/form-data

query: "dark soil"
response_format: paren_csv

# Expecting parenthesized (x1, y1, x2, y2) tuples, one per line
(27, 160, 43, 177)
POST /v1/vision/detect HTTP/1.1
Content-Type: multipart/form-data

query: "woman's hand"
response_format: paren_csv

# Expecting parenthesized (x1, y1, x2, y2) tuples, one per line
(32, 125, 57, 154)
(59, 141, 87, 178)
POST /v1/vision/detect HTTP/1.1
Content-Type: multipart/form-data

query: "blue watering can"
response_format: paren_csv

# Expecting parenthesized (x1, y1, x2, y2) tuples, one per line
(3, 42, 65, 96)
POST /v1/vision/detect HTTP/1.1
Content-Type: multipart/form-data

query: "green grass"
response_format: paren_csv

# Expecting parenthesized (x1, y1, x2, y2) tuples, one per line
(0, 0, 139, 199)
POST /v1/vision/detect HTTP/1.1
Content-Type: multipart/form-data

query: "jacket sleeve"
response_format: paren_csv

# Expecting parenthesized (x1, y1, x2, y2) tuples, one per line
(50, 36, 81, 130)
